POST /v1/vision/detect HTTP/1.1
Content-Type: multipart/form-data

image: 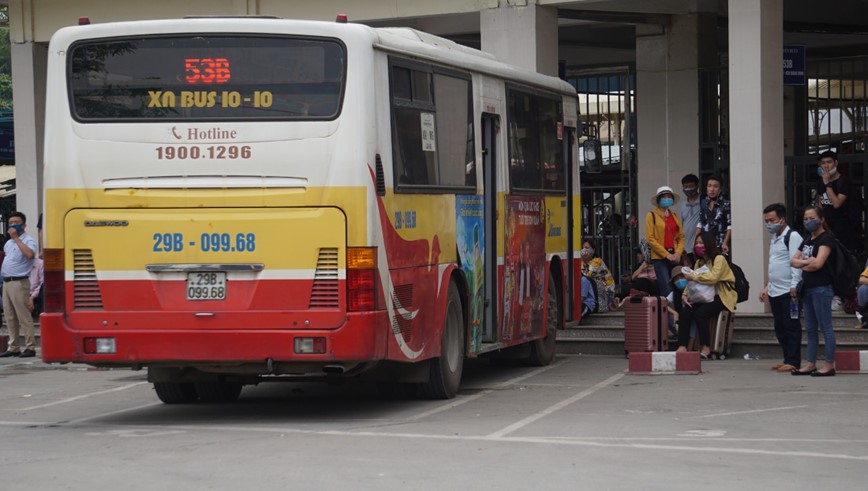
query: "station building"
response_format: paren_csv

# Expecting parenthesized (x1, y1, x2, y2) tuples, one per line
(6, 0, 867, 313)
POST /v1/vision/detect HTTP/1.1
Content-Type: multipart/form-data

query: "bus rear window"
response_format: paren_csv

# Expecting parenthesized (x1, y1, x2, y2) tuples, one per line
(69, 35, 346, 121)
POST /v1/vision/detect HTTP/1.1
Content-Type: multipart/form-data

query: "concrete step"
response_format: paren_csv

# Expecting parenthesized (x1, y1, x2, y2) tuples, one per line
(560, 310, 868, 360)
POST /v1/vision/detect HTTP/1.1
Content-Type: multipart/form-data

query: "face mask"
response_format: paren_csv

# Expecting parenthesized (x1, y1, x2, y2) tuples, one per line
(659, 197, 674, 208)
(804, 219, 821, 232)
(682, 188, 698, 197)
(8, 224, 23, 235)
(581, 247, 594, 257)
(693, 244, 706, 257)
(674, 278, 688, 290)
(766, 222, 782, 234)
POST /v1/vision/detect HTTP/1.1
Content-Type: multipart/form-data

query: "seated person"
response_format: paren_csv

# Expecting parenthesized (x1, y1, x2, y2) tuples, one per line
(580, 274, 597, 321)
(675, 232, 737, 359)
(665, 266, 696, 340)
(856, 263, 868, 329)
(620, 247, 659, 298)
(581, 238, 617, 311)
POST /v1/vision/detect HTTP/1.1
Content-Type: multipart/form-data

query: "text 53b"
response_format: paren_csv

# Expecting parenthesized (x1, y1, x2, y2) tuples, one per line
(155, 145, 252, 160)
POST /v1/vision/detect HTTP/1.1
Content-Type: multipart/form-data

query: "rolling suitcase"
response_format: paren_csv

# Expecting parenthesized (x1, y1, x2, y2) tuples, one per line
(624, 296, 668, 354)
(708, 310, 734, 359)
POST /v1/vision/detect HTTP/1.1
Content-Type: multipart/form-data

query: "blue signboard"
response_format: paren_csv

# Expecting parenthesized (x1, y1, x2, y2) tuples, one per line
(783, 45, 806, 86)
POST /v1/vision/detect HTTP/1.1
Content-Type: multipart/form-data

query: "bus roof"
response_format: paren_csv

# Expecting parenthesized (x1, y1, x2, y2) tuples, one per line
(49, 17, 577, 97)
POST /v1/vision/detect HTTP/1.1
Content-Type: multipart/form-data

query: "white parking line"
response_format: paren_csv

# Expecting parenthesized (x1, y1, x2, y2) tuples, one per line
(404, 358, 569, 421)
(66, 402, 164, 425)
(486, 372, 624, 438)
(20, 382, 149, 411)
(98, 423, 868, 462)
(696, 404, 810, 419)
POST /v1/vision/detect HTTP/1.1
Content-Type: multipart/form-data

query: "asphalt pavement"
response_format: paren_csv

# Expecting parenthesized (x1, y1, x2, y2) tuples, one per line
(2, 351, 867, 490)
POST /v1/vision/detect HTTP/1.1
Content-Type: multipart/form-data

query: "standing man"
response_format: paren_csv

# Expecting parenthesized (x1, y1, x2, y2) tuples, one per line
(759, 203, 803, 372)
(815, 150, 864, 257)
(679, 173, 701, 263)
(0, 212, 39, 358)
(695, 175, 732, 254)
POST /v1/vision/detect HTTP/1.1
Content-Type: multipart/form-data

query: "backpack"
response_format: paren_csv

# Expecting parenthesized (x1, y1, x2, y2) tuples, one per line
(827, 237, 860, 300)
(724, 255, 750, 303)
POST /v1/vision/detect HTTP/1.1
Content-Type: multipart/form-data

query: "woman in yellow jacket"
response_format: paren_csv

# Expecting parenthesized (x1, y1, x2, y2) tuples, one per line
(676, 231, 737, 359)
(645, 186, 685, 297)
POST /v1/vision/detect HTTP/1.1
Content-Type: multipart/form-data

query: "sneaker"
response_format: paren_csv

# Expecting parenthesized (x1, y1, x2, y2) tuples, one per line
(19, 349, 36, 358)
(831, 296, 842, 311)
(0, 350, 21, 358)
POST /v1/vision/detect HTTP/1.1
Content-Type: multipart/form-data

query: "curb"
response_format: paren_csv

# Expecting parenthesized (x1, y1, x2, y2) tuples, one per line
(627, 351, 701, 375)
(836, 350, 868, 373)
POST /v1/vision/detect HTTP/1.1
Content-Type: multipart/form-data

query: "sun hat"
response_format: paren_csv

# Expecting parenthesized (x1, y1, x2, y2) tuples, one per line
(670, 265, 685, 278)
(651, 185, 681, 207)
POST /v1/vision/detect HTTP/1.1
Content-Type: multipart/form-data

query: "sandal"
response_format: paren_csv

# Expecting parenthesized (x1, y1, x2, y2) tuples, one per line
(699, 352, 711, 360)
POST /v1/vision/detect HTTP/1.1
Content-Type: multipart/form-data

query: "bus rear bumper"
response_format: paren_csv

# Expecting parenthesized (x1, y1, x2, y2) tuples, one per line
(39, 312, 390, 372)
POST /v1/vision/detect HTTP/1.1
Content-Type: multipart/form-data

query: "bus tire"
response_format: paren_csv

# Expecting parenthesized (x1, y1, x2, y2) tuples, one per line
(194, 382, 243, 403)
(528, 273, 559, 366)
(153, 382, 198, 404)
(420, 283, 465, 399)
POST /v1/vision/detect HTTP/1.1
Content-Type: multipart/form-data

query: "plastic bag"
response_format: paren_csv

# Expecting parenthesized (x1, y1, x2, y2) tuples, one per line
(684, 265, 715, 303)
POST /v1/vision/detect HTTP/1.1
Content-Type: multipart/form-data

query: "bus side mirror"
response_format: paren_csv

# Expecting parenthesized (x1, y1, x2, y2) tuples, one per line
(583, 139, 602, 174)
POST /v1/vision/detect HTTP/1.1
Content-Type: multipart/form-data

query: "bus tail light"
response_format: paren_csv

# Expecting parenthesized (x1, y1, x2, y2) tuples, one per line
(294, 337, 326, 354)
(347, 247, 378, 311)
(84, 337, 116, 354)
(43, 249, 65, 313)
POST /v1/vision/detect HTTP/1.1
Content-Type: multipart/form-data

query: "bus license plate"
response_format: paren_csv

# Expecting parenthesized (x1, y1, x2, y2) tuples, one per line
(186, 272, 227, 301)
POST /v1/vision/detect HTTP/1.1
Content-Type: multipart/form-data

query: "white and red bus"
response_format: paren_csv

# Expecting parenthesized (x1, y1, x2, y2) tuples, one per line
(40, 16, 582, 403)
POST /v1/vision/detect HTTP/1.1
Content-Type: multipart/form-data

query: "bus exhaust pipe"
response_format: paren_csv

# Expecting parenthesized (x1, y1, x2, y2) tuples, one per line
(322, 365, 345, 375)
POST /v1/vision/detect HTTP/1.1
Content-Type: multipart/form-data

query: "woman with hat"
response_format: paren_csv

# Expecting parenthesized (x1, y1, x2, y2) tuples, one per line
(645, 185, 685, 298)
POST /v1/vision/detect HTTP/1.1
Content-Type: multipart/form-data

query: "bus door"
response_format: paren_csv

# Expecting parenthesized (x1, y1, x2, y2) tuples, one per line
(481, 113, 498, 342)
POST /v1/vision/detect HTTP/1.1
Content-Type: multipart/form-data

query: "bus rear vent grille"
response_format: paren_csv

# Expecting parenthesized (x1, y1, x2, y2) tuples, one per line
(73, 249, 104, 310)
(309, 248, 339, 309)
(391, 284, 415, 337)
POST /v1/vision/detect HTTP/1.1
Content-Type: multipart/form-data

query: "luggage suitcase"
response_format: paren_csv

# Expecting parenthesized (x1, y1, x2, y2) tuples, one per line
(708, 310, 734, 359)
(624, 296, 668, 354)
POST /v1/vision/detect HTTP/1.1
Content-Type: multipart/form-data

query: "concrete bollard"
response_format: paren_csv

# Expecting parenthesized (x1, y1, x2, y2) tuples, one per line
(835, 350, 868, 373)
(628, 351, 701, 374)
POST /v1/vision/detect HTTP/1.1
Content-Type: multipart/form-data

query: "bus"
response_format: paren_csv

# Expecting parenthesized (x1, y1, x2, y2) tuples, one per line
(40, 16, 582, 403)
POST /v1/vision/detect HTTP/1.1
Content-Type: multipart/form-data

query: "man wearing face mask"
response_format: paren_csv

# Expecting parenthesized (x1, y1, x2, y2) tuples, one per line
(0, 212, 39, 358)
(814, 150, 864, 257)
(759, 203, 803, 372)
(679, 174, 701, 263)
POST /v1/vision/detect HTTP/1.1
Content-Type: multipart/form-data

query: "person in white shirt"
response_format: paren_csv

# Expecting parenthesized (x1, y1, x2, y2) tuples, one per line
(758, 203, 803, 373)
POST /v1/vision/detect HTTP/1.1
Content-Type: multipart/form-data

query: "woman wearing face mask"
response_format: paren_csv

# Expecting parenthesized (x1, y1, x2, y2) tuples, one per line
(676, 231, 736, 359)
(580, 239, 616, 311)
(645, 186, 685, 298)
(790, 206, 837, 376)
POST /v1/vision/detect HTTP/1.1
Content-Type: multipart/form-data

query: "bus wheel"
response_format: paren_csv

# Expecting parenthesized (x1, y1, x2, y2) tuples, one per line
(420, 283, 465, 399)
(528, 273, 559, 366)
(153, 382, 198, 404)
(194, 382, 243, 403)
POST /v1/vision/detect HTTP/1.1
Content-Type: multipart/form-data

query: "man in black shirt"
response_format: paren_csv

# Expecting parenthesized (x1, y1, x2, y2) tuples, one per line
(815, 150, 864, 257)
